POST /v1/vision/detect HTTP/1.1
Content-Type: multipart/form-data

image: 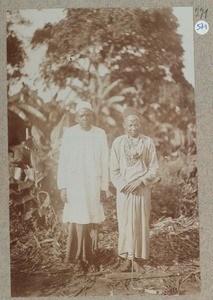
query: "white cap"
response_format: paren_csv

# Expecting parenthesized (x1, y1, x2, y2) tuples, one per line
(75, 101, 93, 113)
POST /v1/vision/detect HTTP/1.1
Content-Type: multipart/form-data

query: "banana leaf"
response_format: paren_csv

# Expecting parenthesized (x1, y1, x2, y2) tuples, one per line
(17, 180, 34, 192)
(31, 125, 49, 152)
(18, 103, 47, 122)
(30, 150, 45, 184)
(50, 112, 73, 148)
(13, 193, 34, 206)
(110, 103, 123, 112)
(106, 95, 125, 105)
(8, 105, 28, 122)
(120, 86, 137, 95)
(101, 79, 122, 99)
(106, 116, 116, 126)
(101, 106, 110, 116)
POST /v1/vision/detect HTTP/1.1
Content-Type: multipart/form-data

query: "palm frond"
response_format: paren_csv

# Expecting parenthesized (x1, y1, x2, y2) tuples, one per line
(18, 103, 47, 122)
(106, 95, 125, 105)
(101, 106, 110, 116)
(106, 116, 116, 126)
(101, 79, 122, 100)
(8, 105, 28, 122)
(120, 87, 137, 95)
(110, 103, 124, 112)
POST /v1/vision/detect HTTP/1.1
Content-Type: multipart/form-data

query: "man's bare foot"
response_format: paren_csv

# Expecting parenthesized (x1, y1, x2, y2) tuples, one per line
(133, 260, 145, 273)
(118, 259, 132, 272)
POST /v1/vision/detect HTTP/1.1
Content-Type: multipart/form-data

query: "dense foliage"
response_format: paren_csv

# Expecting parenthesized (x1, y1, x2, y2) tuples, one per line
(31, 8, 195, 149)
(8, 9, 199, 296)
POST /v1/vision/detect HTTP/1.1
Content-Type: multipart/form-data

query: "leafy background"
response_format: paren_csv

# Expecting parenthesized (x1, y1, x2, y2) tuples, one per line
(7, 8, 199, 297)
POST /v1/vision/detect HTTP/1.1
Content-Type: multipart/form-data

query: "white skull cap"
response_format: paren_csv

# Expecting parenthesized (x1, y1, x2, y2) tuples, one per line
(76, 101, 93, 113)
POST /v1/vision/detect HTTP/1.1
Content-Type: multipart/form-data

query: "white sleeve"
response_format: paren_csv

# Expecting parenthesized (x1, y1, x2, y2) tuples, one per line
(141, 138, 159, 186)
(110, 140, 128, 192)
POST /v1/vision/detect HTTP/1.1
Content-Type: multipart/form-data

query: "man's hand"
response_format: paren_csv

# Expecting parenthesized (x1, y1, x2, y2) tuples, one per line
(123, 178, 144, 194)
(100, 190, 106, 203)
(60, 188, 68, 203)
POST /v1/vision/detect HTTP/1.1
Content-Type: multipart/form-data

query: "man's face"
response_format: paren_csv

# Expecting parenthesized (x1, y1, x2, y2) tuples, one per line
(76, 108, 93, 130)
(123, 115, 141, 138)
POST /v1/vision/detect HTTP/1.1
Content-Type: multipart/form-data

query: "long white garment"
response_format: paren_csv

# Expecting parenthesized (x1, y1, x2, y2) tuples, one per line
(57, 125, 109, 224)
(110, 134, 159, 259)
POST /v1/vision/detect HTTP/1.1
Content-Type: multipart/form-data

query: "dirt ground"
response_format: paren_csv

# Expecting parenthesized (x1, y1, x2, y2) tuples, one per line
(10, 159, 200, 297)
(11, 264, 200, 297)
(11, 215, 200, 296)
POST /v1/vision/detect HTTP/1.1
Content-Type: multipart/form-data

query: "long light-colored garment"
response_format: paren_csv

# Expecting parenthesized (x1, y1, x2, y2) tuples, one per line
(110, 134, 159, 259)
(57, 124, 109, 224)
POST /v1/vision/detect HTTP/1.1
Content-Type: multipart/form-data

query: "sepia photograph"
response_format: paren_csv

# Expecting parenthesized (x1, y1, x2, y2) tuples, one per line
(7, 7, 199, 297)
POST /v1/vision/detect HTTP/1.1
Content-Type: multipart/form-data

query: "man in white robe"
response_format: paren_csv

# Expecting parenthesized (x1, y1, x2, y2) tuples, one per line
(110, 107, 159, 272)
(57, 101, 108, 271)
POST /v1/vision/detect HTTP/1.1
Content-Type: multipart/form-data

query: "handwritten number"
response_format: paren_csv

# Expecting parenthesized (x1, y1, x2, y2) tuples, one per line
(196, 22, 208, 31)
(195, 8, 208, 19)
(195, 8, 199, 17)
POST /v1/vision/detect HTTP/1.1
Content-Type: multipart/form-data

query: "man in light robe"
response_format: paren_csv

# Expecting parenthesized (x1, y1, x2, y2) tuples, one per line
(110, 107, 159, 272)
(57, 101, 109, 272)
